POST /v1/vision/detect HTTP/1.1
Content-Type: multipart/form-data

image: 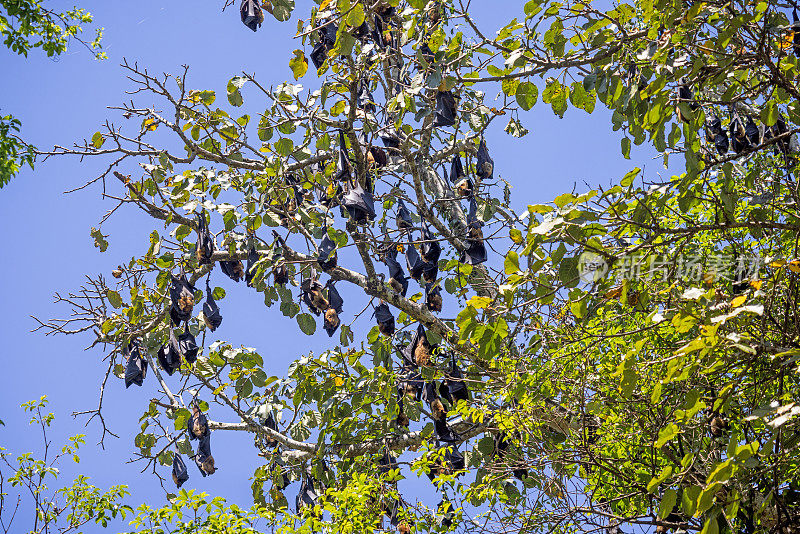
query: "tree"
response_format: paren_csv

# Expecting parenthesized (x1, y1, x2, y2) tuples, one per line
(27, 0, 800, 532)
(0, 0, 104, 188)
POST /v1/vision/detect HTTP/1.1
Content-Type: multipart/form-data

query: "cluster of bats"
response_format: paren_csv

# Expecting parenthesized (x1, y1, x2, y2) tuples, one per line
(668, 10, 800, 162)
(116, 0, 528, 525)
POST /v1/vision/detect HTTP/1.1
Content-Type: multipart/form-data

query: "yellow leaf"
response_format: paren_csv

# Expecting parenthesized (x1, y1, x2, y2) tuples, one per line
(769, 260, 787, 269)
(143, 117, 158, 132)
(731, 295, 747, 308)
(319, 0, 333, 8)
(750, 279, 763, 290)
(467, 296, 492, 309)
(334, 376, 344, 387)
(789, 260, 800, 274)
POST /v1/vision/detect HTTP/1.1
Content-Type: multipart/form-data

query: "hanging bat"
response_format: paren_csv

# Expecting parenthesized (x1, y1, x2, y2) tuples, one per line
(425, 283, 442, 313)
(157, 329, 182, 376)
(124, 341, 147, 388)
(188, 404, 209, 440)
(220, 260, 245, 282)
(245, 245, 260, 287)
(317, 233, 338, 271)
(177, 326, 199, 364)
(195, 212, 215, 265)
(240, 0, 264, 32)
(432, 91, 457, 127)
(273, 263, 289, 285)
(342, 175, 377, 223)
(301, 279, 328, 315)
(202, 279, 223, 331)
(476, 138, 494, 180)
(374, 302, 395, 336)
(323, 282, 344, 337)
(169, 274, 196, 325)
(172, 453, 189, 488)
(396, 199, 414, 231)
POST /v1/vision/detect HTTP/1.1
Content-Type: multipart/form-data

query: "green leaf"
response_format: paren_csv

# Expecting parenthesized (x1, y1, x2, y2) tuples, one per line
(106, 290, 123, 309)
(655, 423, 679, 448)
(504, 251, 521, 274)
(346, 4, 365, 27)
(289, 49, 308, 80)
(515, 82, 538, 111)
(297, 313, 316, 335)
(91, 132, 104, 148)
(621, 137, 631, 159)
(620, 167, 641, 187)
(90, 227, 109, 252)
(659, 488, 678, 519)
(760, 100, 778, 127)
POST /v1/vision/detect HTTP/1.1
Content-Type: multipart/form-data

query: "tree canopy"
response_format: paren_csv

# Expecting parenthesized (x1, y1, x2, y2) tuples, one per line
(6, 0, 800, 533)
(0, 0, 104, 188)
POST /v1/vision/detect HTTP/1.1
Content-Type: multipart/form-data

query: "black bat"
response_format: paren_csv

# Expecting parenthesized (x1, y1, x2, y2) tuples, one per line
(377, 448, 398, 475)
(406, 239, 425, 282)
(169, 274, 196, 326)
(705, 115, 729, 156)
(263, 412, 279, 448)
(374, 302, 395, 337)
(434, 418, 459, 443)
(187, 404, 209, 440)
(425, 283, 442, 313)
(450, 154, 464, 183)
(194, 433, 216, 476)
(202, 279, 223, 331)
(124, 340, 147, 388)
(323, 281, 344, 337)
(310, 19, 337, 70)
(379, 118, 400, 149)
(366, 144, 387, 169)
(317, 232, 338, 271)
(405, 323, 435, 367)
(396, 199, 414, 231)
(383, 247, 409, 296)
(476, 138, 494, 180)
(420, 225, 441, 264)
(460, 196, 487, 265)
(441, 355, 468, 405)
(494, 433, 528, 480)
(177, 325, 198, 364)
(172, 453, 189, 488)
(157, 329, 181, 376)
(342, 175, 376, 223)
(356, 78, 376, 113)
(744, 116, 760, 146)
(301, 279, 328, 315)
(335, 130, 351, 182)
(422, 382, 447, 420)
(220, 259, 245, 282)
(729, 113, 751, 155)
(794, 9, 800, 57)
(432, 91, 456, 127)
(295, 473, 320, 513)
(245, 245, 260, 287)
(240, 0, 264, 32)
(426, 444, 465, 481)
(194, 212, 215, 266)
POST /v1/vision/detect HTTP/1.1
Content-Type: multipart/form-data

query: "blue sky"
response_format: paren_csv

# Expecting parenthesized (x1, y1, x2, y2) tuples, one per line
(0, 1, 667, 531)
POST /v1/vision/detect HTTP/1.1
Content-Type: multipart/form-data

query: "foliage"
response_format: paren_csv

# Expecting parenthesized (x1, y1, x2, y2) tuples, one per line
(0, 397, 131, 533)
(0, 0, 104, 188)
(32, 0, 800, 533)
(0, 115, 33, 188)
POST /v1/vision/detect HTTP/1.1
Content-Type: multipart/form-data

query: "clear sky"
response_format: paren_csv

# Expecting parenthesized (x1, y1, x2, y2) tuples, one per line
(0, 1, 668, 531)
